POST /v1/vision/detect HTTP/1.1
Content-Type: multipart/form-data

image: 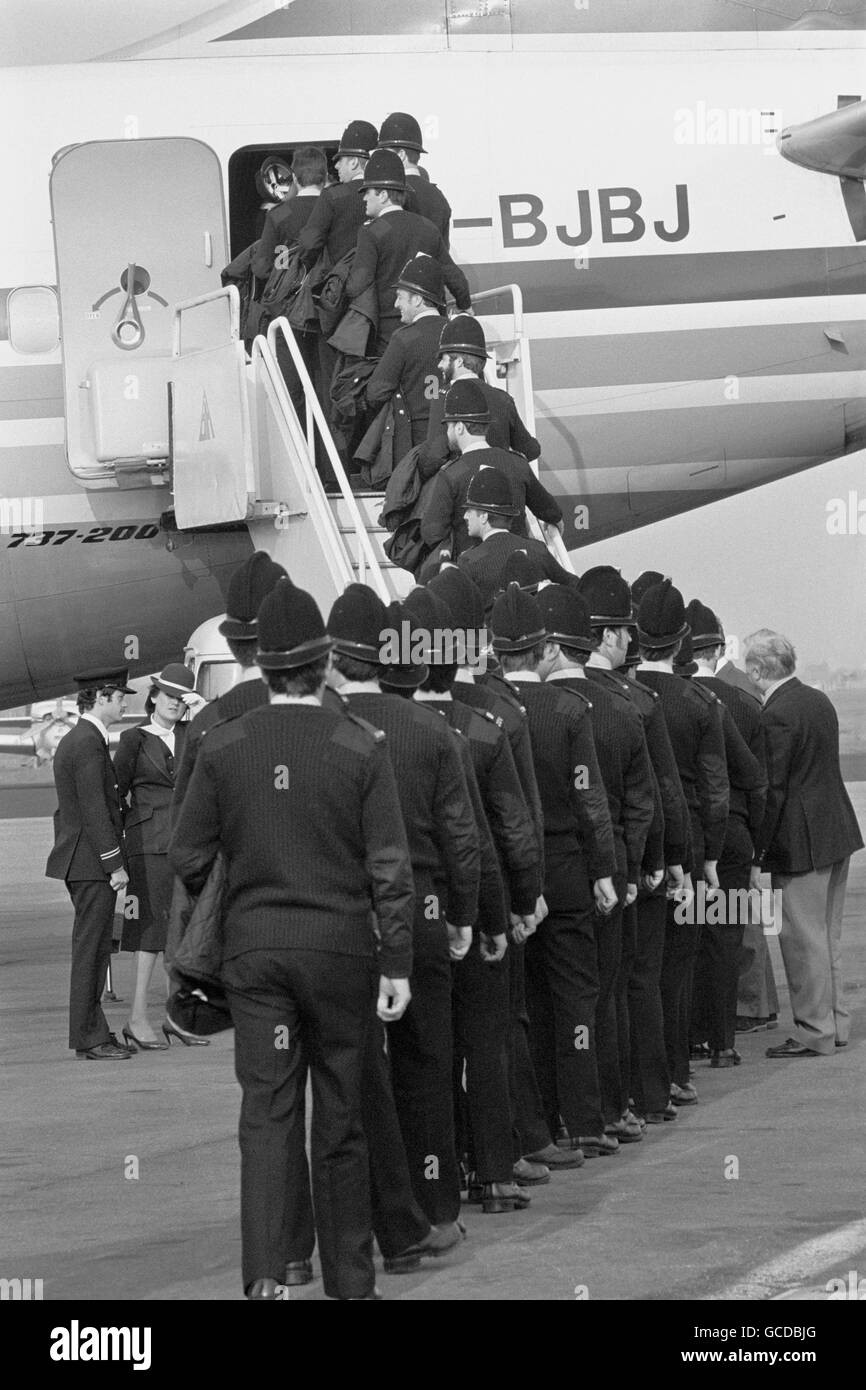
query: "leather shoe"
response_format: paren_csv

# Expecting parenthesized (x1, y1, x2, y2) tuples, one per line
(605, 1115, 644, 1143)
(642, 1102, 678, 1124)
(480, 1182, 531, 1214)
(524, 1142, 584, 1168)
(670, 1082, 698, 1105)
(246, 1278, 281, 1300)
(766, 1037, 821, 1058)
(576, 1133, 619, 1157)
(513, 1157, 550, 1185)
(710, 1048, 741, 1068)
(284, 1260, 313, 1286)
(835, 1040, 848, 1049)
(383, 1220, 464, 1273)
(76, 1034, 133, 1060)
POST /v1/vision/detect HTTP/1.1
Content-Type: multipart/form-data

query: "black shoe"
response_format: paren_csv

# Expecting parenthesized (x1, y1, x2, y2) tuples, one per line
(642, 1102, 678, 1124)
(382, 1249, 423, 1275)
(710, 1048, 742, 1068)
(75, 1034, 133, 1060)
(480, 1183, 531, 1214)
(122, 1025, 169, 1052)
(246, 1278, 281, 1300)
(162, 1015, 210, 1047)
(689, 1042, 711, 1059)
(766, 1037, 821, 1058)
(284, 1260, 313, 1286)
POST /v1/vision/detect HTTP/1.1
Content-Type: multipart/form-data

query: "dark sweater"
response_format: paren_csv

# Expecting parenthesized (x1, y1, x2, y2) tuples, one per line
(547, 672, 655, 882)
(457, 673, 545, 869)
(636, 670, 729, 865)
(172, 678, 267, 816)
(168, 704, 414, 976)
(694, 675, 767, 836)
(343, 690, 480, 926)
(507, 679, 618, 882)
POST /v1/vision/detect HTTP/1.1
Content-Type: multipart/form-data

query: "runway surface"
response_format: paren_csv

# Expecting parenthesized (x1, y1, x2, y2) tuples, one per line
(2, 804, 864, 1303)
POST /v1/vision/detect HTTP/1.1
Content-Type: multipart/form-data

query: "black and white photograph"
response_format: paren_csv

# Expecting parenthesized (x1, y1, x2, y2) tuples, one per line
(1, 0, 864, 1348)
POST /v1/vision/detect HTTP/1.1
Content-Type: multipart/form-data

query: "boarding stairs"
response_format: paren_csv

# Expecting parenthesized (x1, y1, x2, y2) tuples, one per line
(169, 282, 573, 616)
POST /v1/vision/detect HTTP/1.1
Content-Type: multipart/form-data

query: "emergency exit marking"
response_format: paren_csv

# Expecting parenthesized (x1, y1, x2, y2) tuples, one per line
(199, 391, 215, 442)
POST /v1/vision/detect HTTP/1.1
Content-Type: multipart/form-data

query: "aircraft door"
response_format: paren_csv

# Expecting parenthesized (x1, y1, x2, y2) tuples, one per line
(50, 139, 228, 484)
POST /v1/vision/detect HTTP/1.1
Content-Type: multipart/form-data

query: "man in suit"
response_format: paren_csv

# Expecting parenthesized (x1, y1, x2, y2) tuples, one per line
(377, 111, 452, 245)
(456, 468, 573, 614)
(420, 381, 563, 559)
(46, 667, 136, 1060)
(363, 255, 445, 446)
(744, 629, 863, 1058)
(344, 150, 470, 354)
(170, 578, 415, 1300)
(173, 551, 287, 812)
(418, 314, 541, 479)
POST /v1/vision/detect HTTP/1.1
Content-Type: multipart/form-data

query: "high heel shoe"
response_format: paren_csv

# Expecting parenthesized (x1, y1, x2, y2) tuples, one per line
(122, 1025, 169, 1052)
(162, 1015, 210, 1047)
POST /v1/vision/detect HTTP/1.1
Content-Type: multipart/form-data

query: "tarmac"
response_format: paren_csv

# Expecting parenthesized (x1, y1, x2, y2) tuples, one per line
(1, 799, 864, 1303)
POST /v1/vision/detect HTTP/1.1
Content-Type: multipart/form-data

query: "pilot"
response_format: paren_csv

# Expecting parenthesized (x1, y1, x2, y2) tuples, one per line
(46, 667, 136, 1061)
(419, 380, 562, 559)
(377, 111, 452, 245)
(363, 255, 446, 447)
(344, 150, 471, 355)
(417, 315, 542, 479)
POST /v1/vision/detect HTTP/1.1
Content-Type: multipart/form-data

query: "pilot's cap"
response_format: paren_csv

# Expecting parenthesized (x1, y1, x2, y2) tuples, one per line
(327, 582, 388, 664)
(336, 119, 379, 160)
(439, 314, 488, 360)
(378, 111, 427, 155)
(256, 578, 333, 671)
(220, 553, 288, 642)
(362, 149, 406, 191)
(73, 667, 135, 694)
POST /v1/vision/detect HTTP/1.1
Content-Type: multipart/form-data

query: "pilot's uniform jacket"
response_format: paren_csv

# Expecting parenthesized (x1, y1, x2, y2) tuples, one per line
(46, 717, 126, 1052)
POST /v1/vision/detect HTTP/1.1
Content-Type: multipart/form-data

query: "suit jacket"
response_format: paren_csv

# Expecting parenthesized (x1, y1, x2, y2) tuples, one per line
(420, 445, 563, 556)
(45, 718, 125, 882)
(298, 180, 368, 268)
(252, 195, 319, 283)
(406, 173, 452, 244)
(345, 209, 470, 341)
(754, 677, 863, 874)
(457, 529, 574, 615)
(365, 313, 445, 438)
(114, 725, 187, 857)
(418, 380, 541, 477)
(715, 660, 763, 705)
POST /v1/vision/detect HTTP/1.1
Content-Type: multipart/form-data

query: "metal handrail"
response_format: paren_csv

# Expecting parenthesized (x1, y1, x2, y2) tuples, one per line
(265, 317, 390, 602)
(172, 285, 240, 357)
(469, 282, 524, 339)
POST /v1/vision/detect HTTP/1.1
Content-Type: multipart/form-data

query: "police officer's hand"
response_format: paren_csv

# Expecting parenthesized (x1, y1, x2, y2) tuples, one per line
(625, 882, 638, 907)
(749, 865, 763, 893)
(703, 860, 720, 891)
(665, 863, 684, 896)
(642, 869, 664, 892)
(378, 976, 411, 1022)
(509, 914, 536, 944)
(593, 877, 618, 915)
(446, 923, 472, 961)
(534, 894, 548, 924)
(109, 869, 129, 891)
(480, 932, 507, 963)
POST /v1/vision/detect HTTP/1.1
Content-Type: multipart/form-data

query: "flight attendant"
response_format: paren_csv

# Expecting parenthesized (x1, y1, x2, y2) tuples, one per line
(115, 663, 196, 1050)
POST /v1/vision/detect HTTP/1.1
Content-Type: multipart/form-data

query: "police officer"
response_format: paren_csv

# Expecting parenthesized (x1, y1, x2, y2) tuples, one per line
(635, 580, 730, 1107)
(298, 119, 379, 269)
(377, 111, 452, 244)
(173, 552, 287, 812)
(363, 255, 446, 444)
(169, 578, 415, 1301)
(420, 382, 562, 559)
(344, 150, 471, 354)
(456, 467, 574, 614)
(46, 667, 136, 1060)
(418, 314, 542, 478)
(490, 584, 620, 1158)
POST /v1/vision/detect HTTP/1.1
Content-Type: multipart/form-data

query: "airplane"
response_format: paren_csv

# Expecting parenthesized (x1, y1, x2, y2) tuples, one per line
(1, 0, 865, 710)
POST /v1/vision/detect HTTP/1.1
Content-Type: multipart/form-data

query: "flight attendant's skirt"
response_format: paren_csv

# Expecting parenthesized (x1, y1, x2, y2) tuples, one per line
(120, 852, 173, 953)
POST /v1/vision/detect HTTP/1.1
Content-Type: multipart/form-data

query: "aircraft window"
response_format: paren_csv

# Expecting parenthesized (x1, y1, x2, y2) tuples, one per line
(7, 286, 60, 354)
(228, 142, 340, 259)
(196, 660, 239, 702)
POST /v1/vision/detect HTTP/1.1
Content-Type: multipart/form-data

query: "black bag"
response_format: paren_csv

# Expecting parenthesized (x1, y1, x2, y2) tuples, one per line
(259, 243, 306, 328)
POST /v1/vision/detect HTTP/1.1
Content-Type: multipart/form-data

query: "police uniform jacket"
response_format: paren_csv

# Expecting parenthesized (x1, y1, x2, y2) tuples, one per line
(345, 210, 471, 340)
(169, 704, 414, 976)
(298, 181, 367, 268)
(418, 381, 541, 479)
(419, 696, 540, 916)
(457, 529, 574, 614)
(547, 672, 655, 884)
(752, 677, 863, 875)
(251, 196, 319, 284)
(506, 678, 618, 902)
(406, 173, 452, 244)
(420, 446, 563, 557)
(456, 672, 545, 868)
(584, 667, 667, 875)
(45, 718, 125, 882)
(637, 671, 729, 868)
(114, 724, 187, 856)
(694, 676, 767, 840)
(172, 679, 268, 815)
(343, 690, 480, 927)
(365, 313, 445, 442)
